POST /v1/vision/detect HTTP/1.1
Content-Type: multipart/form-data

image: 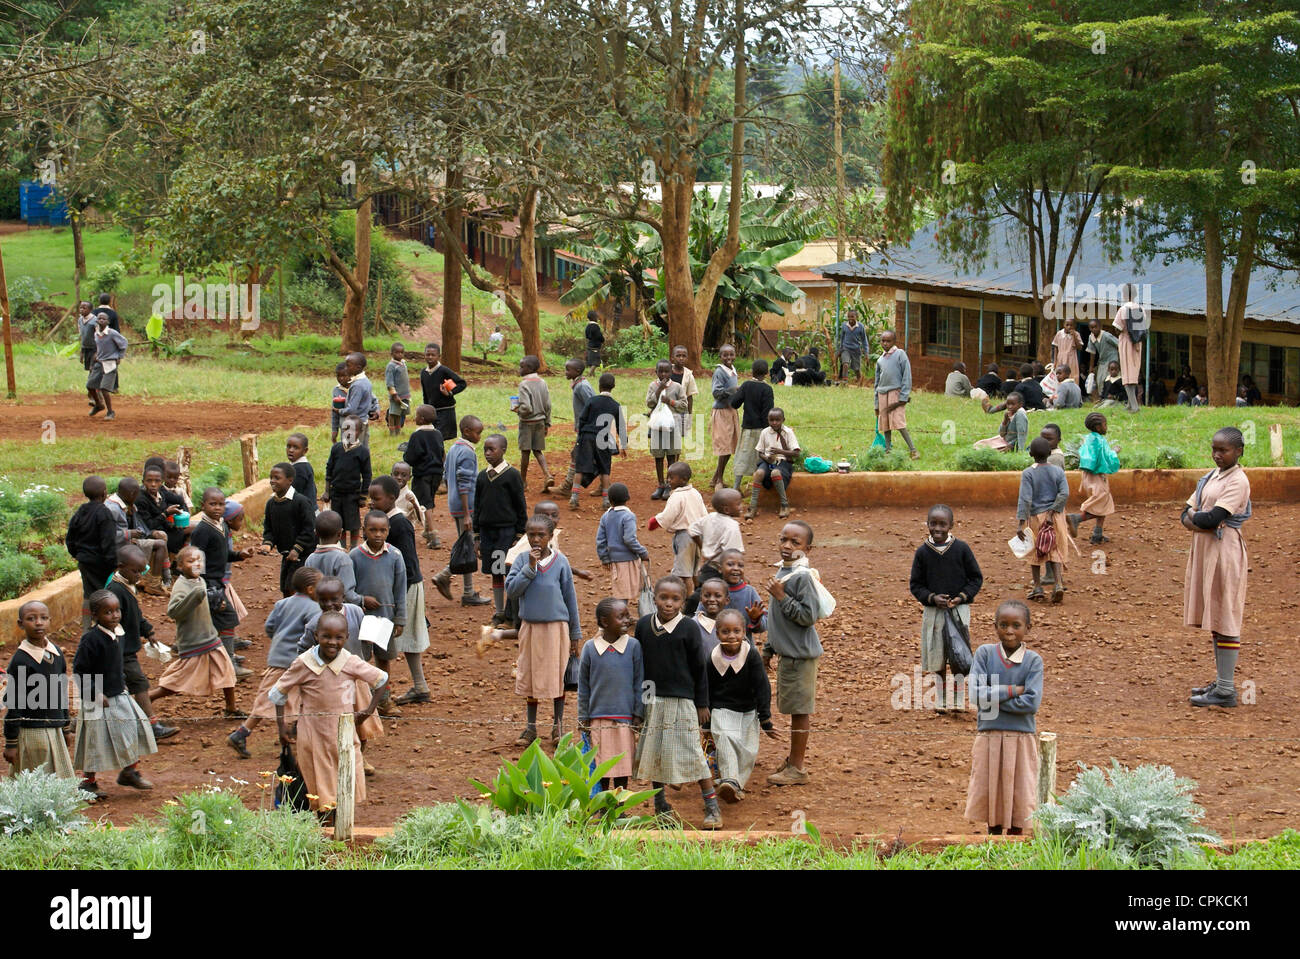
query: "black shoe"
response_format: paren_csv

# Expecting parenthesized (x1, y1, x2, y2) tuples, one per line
(79, 779, 108, 800)
(233, 654, 246, 665)
(393, 689, 431, 706)
(1190, 687, 1238, 708)
(234, 638, 253, 650)
(117, 767, 153, 790)
(151, 722, 180, 741)
(462, 593, 492, 607)
(650, 485, 665, 501)
(227, 730, 251, 758)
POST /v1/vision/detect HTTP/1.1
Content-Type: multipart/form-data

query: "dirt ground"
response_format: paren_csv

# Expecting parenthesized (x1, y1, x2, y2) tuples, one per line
(39, 424, 1300, 843)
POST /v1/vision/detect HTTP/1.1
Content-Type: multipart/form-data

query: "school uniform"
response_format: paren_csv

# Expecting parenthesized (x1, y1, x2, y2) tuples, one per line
(248, 591, 322, 722)
(263, 487, 317, 596)
(295, 605, 383, 740)
(505, 550, 582, 701)
(189, 515, 242, 641)
(1078, 431, 1119, 517)
(1098, 376, 1126, 404)
(404, 424, 446, 509)
(72, 625, 158, 773)
(420, 363, 467, 442)
(105, 578, 153, 697)
(975, 408, 1029, 452)
(706, 641, 772, 790)
(1114, 304, 1143, 387)
(965, 642, 1043, 830)
(646, 379, 688, 456)
(384, 358, 411, 418)
(341, 373, 379, 447)
(303, 543, 363, 606)
(290, 459, 318, 506)
(754, 424, 800, 489)
(632, 612, 710, 784)
(576, 392, 625, 483)
(1184, 465, 1251, 638)
(350, 542, 407, 634)
(474, 463, 528, 576)
(515, 373, 551, 452)
(728, 378, 774, 482)
(330, 383, 348, 436)
(584, 321, 605, 368)
(1014, 377, 1046, 411)
(767, 558, 825, 716)
(945, 370, 973, 397)
(874, 347, 913, 430)
(909, 536, 983, 674)
(1049, 328, 1082, 379)
(710, 364, 740, 456)
(395, 487, 424, 534)
(1017, 462, 1072, 568)
(727, 580, 767, 642)
(66, 500, 119, 624)
(596, 505, 648, 601)
(689, 512, 744, 569)
(975, 371, 1003, 396)
(653, 484, 707, 578)
(578, 634, 644, 779)
(135, 488, 171, 539)
(385, 507, 429, 655)
(693, 611, 719, 660)
(837, 322, 868, 375)
(78, 316, 97, 371)
(87, 327, 128, 393)
(4, 640, 75, 779)
(159, 575, 237, 696)
(268, 647, 387, 809)
(325, 440, 372, 534)
(669, 366, 699, 441)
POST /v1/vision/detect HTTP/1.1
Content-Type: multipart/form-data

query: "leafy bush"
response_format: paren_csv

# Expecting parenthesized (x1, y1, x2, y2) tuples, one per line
(470, 735, 656, 827)
(377, 802, 545, 861)
(1154, 446, 1187, 469)
(546, 320, 588, 360)
(161, 788, 332, 867)
(6, 276, 47, 321)
(287, 269, 345, 320)
(18, 486, 68, 536)
(1034, 760, 1219, 867)
(88, 261, 127, 294)
(606, 325, 668, 367)
(0, 770, 90, 836)
(195, 463, 235, 495)
(853, 448, 913, 472)
(955, 447, 1031, 472)
(0, 552, 43, 599)
(40, 543, 77, 576)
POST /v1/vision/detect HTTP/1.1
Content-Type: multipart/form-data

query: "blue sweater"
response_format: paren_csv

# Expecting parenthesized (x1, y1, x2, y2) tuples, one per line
(595, 507, 648, 563)
(726, 581, 767, 635)
(837, 323, 867, 352)
(1017, 463, 1069, 520)
(711, 365, 739, 409)
(349, 544, 407, 626)
(969, 642, 1043, 733)
(95, 328, 128, 363)
(874, 347, 912, 401)
(299, 603, 365, 657)
(444, 439, 479, 518)
(304, 544, 363, 606)
(341, 373, 378, 422)
(264, 593, 321, 668)
(577, 636, 645, 723)
(504, 551, 582, 640)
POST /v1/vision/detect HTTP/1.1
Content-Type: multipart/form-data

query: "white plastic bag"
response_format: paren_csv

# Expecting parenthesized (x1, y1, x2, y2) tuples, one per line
(1085, 372, 1096, 395)
(648, 399, 675, 432)
(144, 641, 173, 664)
(777, 566, 837, 618)
(1008, 533, 1033, 559)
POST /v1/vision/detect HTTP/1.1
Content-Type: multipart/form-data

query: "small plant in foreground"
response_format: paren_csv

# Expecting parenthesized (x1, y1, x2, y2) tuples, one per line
(0, 770, 90, 835)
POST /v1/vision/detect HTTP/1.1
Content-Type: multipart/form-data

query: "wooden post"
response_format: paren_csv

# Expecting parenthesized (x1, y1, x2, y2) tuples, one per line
(0, 237, 16, 398)
(335, 713, 355, 841)
(276, 264, 285, 341)
(1269, 423, 1284, 466)
(373, 277, 384, 332)
(1037, 731, 1058, 807)
(239, 434, 259, 488)
(470, 303, 476, 348)
(176, 445, 193, 502)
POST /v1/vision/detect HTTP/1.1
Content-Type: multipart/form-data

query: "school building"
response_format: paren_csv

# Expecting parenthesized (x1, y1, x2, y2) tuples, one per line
(816, 216, 1300, 404)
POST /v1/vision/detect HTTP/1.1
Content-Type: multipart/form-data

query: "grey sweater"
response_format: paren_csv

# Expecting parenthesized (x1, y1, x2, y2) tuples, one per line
(299, 603, 366, 657)
(167, 575, 220, 655)
(969, 642, 1043, 733)
(516, 374, 551, 425)
(766, 565, 823, 659)
(577, 636, 645, 723)
(504, 551, 583, 640)
(264, 592, 322, 668)
(874, 348, 912, 401)
(349, 544, 407, 626)
(304, 544, 363, 606)
(595, 507, 649, 564)
(1017, 463, 1069, 520)
(711, 365, 739, 409)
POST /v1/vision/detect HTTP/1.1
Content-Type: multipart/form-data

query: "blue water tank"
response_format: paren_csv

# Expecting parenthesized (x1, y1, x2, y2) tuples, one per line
(19, 181, 70, 226)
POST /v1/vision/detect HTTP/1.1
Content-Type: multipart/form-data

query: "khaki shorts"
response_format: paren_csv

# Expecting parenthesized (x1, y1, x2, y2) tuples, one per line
(671, 529, 699, 578)
(518, 420, 547, 451)
(776, 655, 818, 715)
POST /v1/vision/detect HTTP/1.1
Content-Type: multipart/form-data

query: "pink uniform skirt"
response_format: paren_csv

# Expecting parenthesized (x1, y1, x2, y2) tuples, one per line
(159, 646, 236, 696)
(588, 718, 636, 778)
(515, 620, 569, 700)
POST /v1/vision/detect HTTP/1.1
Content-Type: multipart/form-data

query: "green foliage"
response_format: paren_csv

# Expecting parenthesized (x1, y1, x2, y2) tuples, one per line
(0, 551, 44, 599)
(6, 276, 47, 321)
(954, 448, 1031, 472)
(40, 543, 78, 576)
(0, 168, 21, 220)
(1035, 761, 1220, 868)
(853, 448, 913, 472)
(87, 260, 127, 294)
(161, 787, 333, 867)
(606, 326, 669, 368)
(286, 267, 345, 321)
(1124, 446, 1188, 470)
(195, 463, 235, 495)
(0, 770, 90, 836)
(469, 735, 657, 828)
(546, 320, 588, 361)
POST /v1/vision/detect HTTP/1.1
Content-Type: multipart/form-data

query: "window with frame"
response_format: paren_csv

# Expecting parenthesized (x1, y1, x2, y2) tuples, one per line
(998, 312, 1036, 359)
(1239, 342, 1285, 396)
(923, 304, 962, 358)
(1154, 332, 1190, 381)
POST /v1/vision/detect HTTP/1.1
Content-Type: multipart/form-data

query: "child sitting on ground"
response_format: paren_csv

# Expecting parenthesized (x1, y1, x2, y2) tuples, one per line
(402, 405, 445, 548)
(137, 464, 185, 563)
(286, 433, 317, 505)
(1016, 437, 1073, 604)
(974, 391, 1029, 452)
(965, 599, 1043, 835)
(648, 461, 707, 596)
(691, 487, 745, 567)
(909, 505, 983, 713)
(704, 608, 776, 803)
(227, 566, 321, 758)
(474, 434, 529, 623)
(384, 341, 411, 435)
(152, 545, 241, 718)
(1097, 360, 1126, 406)
(595, 483, 649, 603)
(647, 359, 689, 501)
(748, 408, 800, 520)
(573, 372, 625, 509)
(5, 601, 75, 778)
(578, 598, 644, 792)
(263, 462, 318, 597)
(73, 590, 158, 799)
(324, 416, 372, 551)
(304, 510, 363, 606)
(106, 477, 171, 594)
(1067, 412, 1120, 545)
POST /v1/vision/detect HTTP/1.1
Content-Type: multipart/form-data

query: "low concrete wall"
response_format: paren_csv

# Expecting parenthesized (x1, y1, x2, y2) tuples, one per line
(756, 466, 1300, 509)
(2, 480, 273, 645)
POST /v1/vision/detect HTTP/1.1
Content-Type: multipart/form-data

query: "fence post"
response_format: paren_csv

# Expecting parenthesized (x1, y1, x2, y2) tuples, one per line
(1269, 423, 1284, 466)
(176, 445, 193, 503)
(335, 713, 356, 841)
(239, 434, 259, 489)
(1037, 731, 1058, 807)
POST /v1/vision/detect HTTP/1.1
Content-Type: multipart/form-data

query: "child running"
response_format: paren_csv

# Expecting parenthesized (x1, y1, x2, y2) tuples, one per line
(324, 415, 373, 551)
(402, 404, 446, 548)
(263, 462, 318, 597)
(514, 354, 554, 490)
(5, 601, 75, 778)
(647, 461, 707, 596)
(152, 545, 241, 718)
(909, 505, 983, 713)
(1182, 427, 1252, 709)
(271, 611, 387, 821)
(1067, 412, 1120, 545)
(632, 574, 721, 828)
(705, 607, 776, 803)
(431, 415, 492, 606)
(384, 341, 411, 435)
(577, 598, 644, 792)
(748, 408, 800, 520)
(1016, 437, 1073, 604)
(86, 311, 127, 420)
(505, 514, 583, 746)
(572, 372, 625, 509)
(965, 599, 1044, 835)
(595, 483, 649, 603)
(474, 434, 529, 622)
(708, 344, 740, 491)
(73, 590, 158, 798)
(647, 359, 689, 501)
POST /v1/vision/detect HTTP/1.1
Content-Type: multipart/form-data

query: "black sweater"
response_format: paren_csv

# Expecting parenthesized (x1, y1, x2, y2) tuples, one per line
(403, 426, 446, 478)
(189, 519, 237, 591)
(975, 372, 1003, 395)
(73, 627, 127, 699)
(728, 379, 775, 430)
(66, 501, 118, 572)
(420, 365, 467, 411)
(291, 461, 318, 505)
(473, 468, 528, 534)
(705, 644, 773, 728)
(136, 489, 171, 533)
(325, 443, 372, 500)
(262, 493, 317, 558)
(909, 538, 983, 607)
(4, 647, 71, 742)
(106, 579, 154, 656)
(636, 614, 708, 706)
(1015, 378, 1046, 410)
(386, 511, 422, 585)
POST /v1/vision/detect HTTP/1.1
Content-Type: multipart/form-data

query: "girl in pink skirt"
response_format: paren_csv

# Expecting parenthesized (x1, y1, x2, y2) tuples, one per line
(578, 598, 644, 791)
(150, 546, 240, 716)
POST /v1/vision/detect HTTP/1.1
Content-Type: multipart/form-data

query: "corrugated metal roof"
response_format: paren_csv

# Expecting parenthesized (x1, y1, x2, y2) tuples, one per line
(815, 214, 1300, 326)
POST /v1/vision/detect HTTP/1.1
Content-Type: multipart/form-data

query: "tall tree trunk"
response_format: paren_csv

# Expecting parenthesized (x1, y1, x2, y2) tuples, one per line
(1203, 213, 1233, 406)
(70, 208, 85, 304)
(340, 197, 372, 354)
(659, 171, 702, 367)
(442, 171, 464, 369)
(517, 185, 543, 363)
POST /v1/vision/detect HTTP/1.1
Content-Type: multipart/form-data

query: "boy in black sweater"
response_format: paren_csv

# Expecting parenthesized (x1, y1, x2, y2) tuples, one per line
(908, 504, 983, 712)
(403, 404, 446, 547)
(728, 358, 775, 492)
(369, 475, 430, 707)
(66, 475, 119, 629)
(420, 342, 467, 444)
(473, 434, 529, 619)
(263, 462, 318, 597)
(286, 433, 318, 505)
(5, 601, 75, 777)
(324, 416, 372, 550)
